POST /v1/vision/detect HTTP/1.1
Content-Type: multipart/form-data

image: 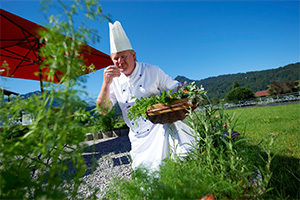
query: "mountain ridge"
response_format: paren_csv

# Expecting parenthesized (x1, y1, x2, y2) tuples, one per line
(175, 62, 300, 99)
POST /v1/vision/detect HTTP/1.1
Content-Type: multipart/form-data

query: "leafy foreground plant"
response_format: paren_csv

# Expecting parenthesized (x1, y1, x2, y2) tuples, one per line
(0, 0, 110, 199)
(105, 103, 275, 199)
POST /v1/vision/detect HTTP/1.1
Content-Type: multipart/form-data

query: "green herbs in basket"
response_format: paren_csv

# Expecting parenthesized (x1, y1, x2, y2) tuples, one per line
(127, 82, 207, 122)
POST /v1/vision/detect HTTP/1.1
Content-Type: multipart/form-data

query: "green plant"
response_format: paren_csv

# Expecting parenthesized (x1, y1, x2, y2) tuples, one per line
(92, 106, 117, 132)
(0, 0, 110, 199)
(105, 101, 275, 199)
(127, 82, 207, 122)
(267, 80, 299, 96)
(225, 86, 255, 102)
(114, 119, 128, 130)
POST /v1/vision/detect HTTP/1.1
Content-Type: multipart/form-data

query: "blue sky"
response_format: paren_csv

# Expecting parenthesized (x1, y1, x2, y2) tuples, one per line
(1, 0, 299, 101)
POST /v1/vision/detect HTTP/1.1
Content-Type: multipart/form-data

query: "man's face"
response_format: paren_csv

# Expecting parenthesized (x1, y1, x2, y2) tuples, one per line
(111, 50, 136, 76)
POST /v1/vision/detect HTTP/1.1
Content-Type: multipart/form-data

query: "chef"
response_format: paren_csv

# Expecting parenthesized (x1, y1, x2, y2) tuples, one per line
(97, 21, 195, 171)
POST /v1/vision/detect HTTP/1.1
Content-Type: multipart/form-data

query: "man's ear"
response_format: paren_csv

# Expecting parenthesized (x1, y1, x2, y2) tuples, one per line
(132, 51, 136, 61)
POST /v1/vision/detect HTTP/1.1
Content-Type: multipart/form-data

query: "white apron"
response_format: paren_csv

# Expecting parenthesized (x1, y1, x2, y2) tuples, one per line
(109, 62, 195, 171)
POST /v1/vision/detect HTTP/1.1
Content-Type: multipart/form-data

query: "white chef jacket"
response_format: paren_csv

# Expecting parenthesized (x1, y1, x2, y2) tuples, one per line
(109, 62, 195, 171)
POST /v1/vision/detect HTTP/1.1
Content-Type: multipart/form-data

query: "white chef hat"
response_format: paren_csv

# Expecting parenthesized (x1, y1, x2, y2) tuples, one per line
(109, 21, 133, 54)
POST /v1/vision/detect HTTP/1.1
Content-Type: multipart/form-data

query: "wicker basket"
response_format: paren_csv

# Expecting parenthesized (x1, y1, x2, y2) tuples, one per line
(146, 98, 197, 124)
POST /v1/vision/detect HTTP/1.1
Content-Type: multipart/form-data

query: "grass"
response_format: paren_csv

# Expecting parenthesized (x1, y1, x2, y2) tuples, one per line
(225, 103, 300, 158)
(104, 102, 300, 199)
(225, 103, 300, 198)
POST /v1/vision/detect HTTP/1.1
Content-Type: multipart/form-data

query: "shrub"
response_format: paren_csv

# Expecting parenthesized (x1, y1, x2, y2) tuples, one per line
(225, 86, 255, 102)
(92, 107, 117, 132)
(267, 80, 299, 96)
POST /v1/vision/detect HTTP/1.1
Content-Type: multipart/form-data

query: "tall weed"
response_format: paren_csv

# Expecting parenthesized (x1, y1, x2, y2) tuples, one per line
(0, 0, 110, 198)
(105, 103, 275, 199)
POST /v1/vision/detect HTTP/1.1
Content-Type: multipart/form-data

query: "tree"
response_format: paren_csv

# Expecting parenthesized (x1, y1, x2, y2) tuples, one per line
(225, 87, 255, 102)
(233, 81, 240, 89)
(267, 80, 299, 96)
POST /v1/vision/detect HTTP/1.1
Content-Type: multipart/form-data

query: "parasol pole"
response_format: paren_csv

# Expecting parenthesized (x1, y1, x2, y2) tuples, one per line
(39, 66, 44, 94)
(37, 42, 44, 94)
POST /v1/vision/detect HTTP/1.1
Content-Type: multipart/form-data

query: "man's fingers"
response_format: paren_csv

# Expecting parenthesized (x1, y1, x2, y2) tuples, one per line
(103, 65, 121, 84)
(104, 66, 121, 77)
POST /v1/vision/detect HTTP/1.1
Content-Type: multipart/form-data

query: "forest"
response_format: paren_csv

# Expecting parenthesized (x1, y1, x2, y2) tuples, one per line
(175, 62, 300, 100)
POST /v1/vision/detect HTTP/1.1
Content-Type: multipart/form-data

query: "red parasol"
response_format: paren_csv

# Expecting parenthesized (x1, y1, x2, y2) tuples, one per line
(0, 8, 112, 93)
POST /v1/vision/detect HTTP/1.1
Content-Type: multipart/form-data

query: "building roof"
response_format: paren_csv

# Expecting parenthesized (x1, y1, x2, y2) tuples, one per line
(255, 90, 268, 97)
(1, 88, 19, 96)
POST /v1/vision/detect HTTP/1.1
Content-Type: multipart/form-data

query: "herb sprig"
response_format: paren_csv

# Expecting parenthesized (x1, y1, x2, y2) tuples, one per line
(127, 82, 207, 122)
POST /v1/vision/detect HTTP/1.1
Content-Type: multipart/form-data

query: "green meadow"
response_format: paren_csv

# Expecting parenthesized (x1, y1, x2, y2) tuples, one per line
(225, 103, 300, 198)
(225, 103, 300, 159)
(106, 103, 300, 199)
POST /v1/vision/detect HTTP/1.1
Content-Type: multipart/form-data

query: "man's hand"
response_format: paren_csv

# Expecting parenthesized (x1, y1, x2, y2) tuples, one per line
(97, 65, 120, 115)
(103, 65, 121, 85)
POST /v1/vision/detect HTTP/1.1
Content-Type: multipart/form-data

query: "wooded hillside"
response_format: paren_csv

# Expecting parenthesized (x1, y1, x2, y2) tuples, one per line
(175, 62, 299, 99)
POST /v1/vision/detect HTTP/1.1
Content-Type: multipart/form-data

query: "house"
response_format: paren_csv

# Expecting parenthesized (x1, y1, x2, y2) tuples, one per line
(1, 88, 19, 102)
(255, 90, 269, 97)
